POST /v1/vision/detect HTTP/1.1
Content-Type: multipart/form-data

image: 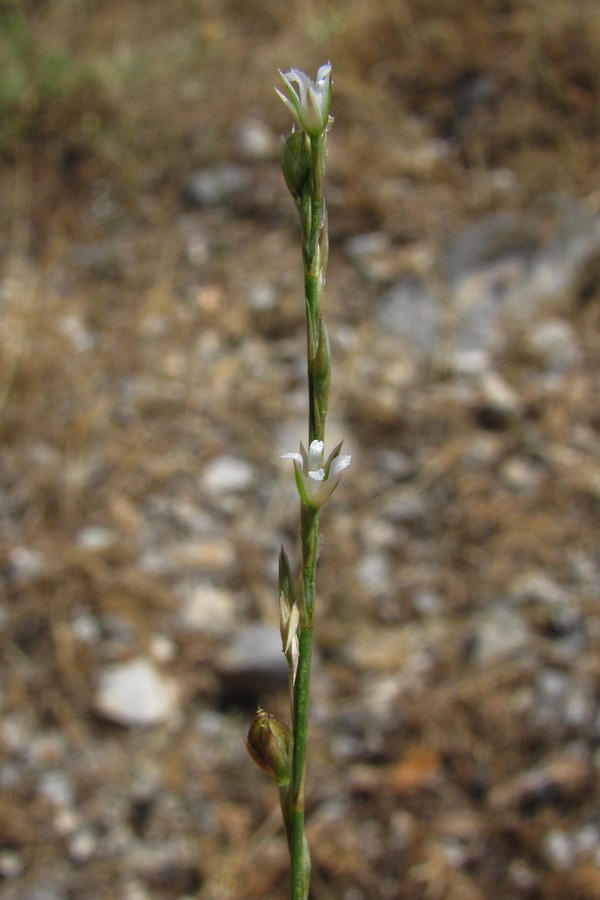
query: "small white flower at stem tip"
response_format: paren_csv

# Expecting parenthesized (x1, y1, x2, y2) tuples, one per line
(282, 439, 351, 509)
(275, 63, 333, 138)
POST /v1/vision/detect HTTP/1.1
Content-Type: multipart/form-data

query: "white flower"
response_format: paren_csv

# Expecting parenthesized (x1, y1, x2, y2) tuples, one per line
(282, 439, 351, 508)
(275, 63, 333, 137)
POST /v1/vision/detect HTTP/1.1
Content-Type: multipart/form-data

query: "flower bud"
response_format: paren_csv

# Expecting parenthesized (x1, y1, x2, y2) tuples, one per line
(246, 709, 292, 786)
(280, 131, 311, 202)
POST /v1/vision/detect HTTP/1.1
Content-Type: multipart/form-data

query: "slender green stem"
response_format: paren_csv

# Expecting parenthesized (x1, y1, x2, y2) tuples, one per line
(289, 504, 319, 898)
(290, 624, 313, 899)
(288, 117, 329, 900)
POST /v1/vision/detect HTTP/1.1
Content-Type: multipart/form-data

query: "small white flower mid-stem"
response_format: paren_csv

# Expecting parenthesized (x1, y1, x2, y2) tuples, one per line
(283, 439, 351, 509)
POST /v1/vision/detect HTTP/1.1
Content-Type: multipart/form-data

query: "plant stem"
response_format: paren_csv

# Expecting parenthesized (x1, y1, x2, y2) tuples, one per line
(289, 623, 313, 899)
(288, 135, 328, 900)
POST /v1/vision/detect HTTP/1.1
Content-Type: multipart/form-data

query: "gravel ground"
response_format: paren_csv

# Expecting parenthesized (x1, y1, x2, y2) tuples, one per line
(2, 4, 600, 898)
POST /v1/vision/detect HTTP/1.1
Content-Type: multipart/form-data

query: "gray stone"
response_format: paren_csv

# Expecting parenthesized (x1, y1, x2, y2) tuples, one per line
(184, 164, 249, 206)
(345, 231, 393, 281)
(0, 850, 24, 879)
(177, 581, 236, 635)
(38, 771, 74, 808)
(470, 607, 530, 665)
(377, 277, 441, 354)
(444, 207, 600, 354)
(508, 571, 567, 606)
(528, 318, 581, 372)
(246, 280, 277, 312)
(235, 118, 276, 160)
(500, 455, 545, 494)
(544, 828, 576, 871)
(452, 257, 523, 352)
(445, 212, 538, 282)
(216, 624, 288, 699)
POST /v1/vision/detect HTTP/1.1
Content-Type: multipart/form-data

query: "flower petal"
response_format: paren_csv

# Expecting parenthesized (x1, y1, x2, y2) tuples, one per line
(282, 452, 303, 466)
(307, 440, 324, 470)
(330, 454, 351, 478)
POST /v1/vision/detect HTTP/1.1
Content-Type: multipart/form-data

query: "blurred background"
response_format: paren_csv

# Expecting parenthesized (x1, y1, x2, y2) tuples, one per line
(1, 1, 600, 898)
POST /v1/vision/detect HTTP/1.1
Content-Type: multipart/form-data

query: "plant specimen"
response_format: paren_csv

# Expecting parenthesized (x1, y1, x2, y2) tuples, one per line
(247, 63, 350, 900)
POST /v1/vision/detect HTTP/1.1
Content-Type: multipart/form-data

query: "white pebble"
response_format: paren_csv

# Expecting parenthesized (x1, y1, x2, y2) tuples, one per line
(178, 582, 236, 635)
(95, 658, 178, 727)
(0, 850, 24, 878)
(76, 526, 116, 551)
(201, 456, 254, 494)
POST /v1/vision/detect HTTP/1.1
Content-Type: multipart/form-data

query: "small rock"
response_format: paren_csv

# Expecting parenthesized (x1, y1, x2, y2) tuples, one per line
(7, 545, 45, 584)
(95, 658, 178, 727)
(357, 553, 390, 593)
(181, 224, 210, 267)
(377, 277, 441, 355)
(56, 313, 95, 352)
(76, 526, 116, 551)
(544, 828, 576, 871)
(38, 771, 74, 808)
(0, 850, 24, 879)
(0, 715, 29, 754)
(470, 607, 530, 665)
(575, 824, 600, 856)
(150, 634, 177, 663)
(68, 828, 98, 863)
(375, 449, 416, 480)
(70, 607, 101, 643)
(446, 212, 537, 282)
(382, 486, 428, 524)
(445, 348, 490, 376)
(344, 622, 443, 674)
(184, 164, 249, 206)
(53, 808, 81, 837)
(345, 231, 393, 281)
(178, 582, 236, 635)
(508, 859, 539, 891)
(476, 371, 521, 428)
(216, 624, 288, 699)
(528, 318, 581, 372)
(452, 257, 523, 352)
(201, 456, 254, 494)
(463, 433, 503, 471)
(500, 455, 544, 494)
(235, 118, 276, 160)
(246, 280, 277, 312)
(508, 571, 567, 606)
(412, 588, 444, 617)
(346, 231, 391, 261)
